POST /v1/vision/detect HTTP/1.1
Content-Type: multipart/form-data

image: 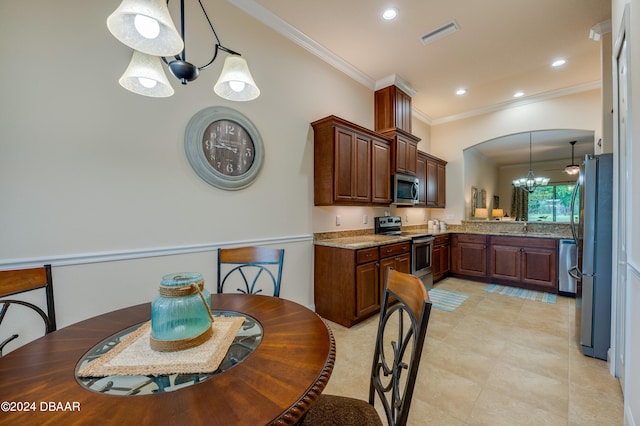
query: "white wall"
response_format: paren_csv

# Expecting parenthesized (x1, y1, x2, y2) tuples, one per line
(462, 148, 499, 219)
(430, 89, 602, 224)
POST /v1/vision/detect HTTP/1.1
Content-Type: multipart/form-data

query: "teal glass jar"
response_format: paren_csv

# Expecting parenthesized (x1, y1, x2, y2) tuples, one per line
(150, 272, 212, 351)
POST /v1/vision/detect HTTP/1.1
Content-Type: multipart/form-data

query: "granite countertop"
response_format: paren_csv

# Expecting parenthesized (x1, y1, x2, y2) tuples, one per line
(314, 222, 572, 250)
(314, 234, 413, 249)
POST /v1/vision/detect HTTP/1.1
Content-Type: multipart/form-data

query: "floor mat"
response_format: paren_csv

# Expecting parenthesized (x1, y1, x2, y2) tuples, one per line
(428, 288, 469, 312)
(484, 284, 557, 304)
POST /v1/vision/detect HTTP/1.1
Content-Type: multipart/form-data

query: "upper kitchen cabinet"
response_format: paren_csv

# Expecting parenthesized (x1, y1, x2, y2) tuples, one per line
(380, 128, 419, 175)
(374, 85, 412, 133)
(375, 86, 419, 175)
(417, 151, 447, 208)
(312, 116, 392, 206)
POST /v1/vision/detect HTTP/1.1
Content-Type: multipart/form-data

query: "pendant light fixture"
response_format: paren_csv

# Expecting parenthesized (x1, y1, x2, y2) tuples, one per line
(512, 133, 550, 193)
(565, 141, 580, 175)
(107, 0, 260, 101)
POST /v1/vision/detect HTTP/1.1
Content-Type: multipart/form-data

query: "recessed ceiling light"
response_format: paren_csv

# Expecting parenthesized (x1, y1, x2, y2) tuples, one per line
(456, 88, 467, 95)
(552, 58, 567, 67)
(382, 8, 398, 20)
(513, 91, 525, 98)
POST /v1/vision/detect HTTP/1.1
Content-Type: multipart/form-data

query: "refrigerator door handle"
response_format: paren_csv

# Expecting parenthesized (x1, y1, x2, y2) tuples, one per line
(570, 180, 580, 243)
(568, 265, 581, 281)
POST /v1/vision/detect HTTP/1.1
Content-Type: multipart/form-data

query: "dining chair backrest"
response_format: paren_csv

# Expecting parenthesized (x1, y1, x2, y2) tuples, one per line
(0, 264, 56, 356)
(217, 247, 285, 297)
(300, 268, 431, 426)
(369, 268, 432, 425)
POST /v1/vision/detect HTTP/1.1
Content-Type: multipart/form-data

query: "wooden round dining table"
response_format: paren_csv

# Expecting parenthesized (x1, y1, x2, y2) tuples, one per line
(0, 294, 335, 425)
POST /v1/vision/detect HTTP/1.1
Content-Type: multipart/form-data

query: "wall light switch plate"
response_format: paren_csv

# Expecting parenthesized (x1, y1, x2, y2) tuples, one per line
(363, 215, 368, 224)
(336, 215, 341, 226)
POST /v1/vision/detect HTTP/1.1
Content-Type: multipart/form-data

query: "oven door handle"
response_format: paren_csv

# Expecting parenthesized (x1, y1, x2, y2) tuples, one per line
(412, 237, 434, 244)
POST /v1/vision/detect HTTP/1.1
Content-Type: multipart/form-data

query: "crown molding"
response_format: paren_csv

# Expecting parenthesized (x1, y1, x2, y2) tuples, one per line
(374, 75, 417, 97)
(228, 0, 375, 89)
(429, 81, 602, 126)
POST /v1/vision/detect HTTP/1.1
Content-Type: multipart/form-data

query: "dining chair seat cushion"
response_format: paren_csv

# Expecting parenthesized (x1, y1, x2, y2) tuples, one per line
(301, 394, 383, 426)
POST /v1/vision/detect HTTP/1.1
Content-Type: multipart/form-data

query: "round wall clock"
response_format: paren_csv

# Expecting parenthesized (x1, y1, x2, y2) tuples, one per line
(185, 106, 264, 190)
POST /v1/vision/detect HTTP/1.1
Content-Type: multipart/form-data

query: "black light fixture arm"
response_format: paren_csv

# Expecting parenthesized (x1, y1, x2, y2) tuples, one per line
(162, 0, 242, 84)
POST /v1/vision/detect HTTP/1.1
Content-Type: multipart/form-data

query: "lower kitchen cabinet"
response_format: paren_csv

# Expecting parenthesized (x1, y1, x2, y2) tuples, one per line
(489, 236, 558, 293)
(451, 234, 488, 278)
(450, 233, 559, 293)
(314, 242, 410, 327)
(432, 234, 450, 282)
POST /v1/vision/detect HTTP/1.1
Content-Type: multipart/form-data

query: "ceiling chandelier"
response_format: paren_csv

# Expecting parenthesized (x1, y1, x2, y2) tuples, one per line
(512, 133, 550, 193)
(107, 0, 260, 100)
(565, 141, 580, 175)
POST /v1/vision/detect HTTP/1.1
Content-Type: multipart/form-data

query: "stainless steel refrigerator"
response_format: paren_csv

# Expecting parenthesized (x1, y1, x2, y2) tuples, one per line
(569, 153, 613, 360)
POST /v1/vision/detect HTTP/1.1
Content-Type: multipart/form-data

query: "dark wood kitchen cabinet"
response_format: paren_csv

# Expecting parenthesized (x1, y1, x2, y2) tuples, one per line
(380, 129, 419, 175)
(371, 138, 392, 204)
(425, 154, 447, 208)
(314, 241, 410, 328)
(417, 151, 447, 208)
(374, 85, 419, 176)
(312, 116, 392, 206)
(432, 234, 450, 282)
(489, 235, 558, 293)
(451, 234, 488, 278)
(416, 152, 427, 205)
(379, 241, 411, 289)
(374, 85, 412, 133)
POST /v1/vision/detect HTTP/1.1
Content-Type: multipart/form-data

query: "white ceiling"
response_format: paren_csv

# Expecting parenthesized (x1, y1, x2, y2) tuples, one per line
(229, 0, 611, 165)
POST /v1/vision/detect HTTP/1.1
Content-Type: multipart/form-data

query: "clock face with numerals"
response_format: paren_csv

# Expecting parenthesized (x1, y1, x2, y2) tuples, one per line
(203, 119, 255, 177)
(185, 107, 264, 190)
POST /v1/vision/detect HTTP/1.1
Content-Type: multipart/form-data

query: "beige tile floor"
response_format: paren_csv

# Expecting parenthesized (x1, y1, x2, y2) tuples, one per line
(322, 277, 624, 425)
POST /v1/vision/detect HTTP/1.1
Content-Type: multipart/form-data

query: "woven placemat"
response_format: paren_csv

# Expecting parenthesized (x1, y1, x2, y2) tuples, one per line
(77, 316, 245, 377)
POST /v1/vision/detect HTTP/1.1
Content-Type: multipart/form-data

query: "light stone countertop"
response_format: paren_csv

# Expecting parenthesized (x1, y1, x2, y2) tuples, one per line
(314, 222, 572, 250)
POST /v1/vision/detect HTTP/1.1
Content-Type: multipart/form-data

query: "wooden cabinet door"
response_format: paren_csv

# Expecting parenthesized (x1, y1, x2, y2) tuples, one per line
(521, 247, 557, 290)
(457, 242, 487, 277)
(437, 162, 446, 207)
(441, 243, 450, 275)
(416, 153, 427, 205)
(395, 134, 417, 175)
(426, 159, 438, 207)
(352, 133, 371, 202)
(333, 127, 370, 203)
(490, 245, 521, 282)
(395, 252, 411, 274)
(371, 138, 391, 204)
(355, 261, 380, 319)
(379, 257, 395, 291)
(432, 244, 442, 278)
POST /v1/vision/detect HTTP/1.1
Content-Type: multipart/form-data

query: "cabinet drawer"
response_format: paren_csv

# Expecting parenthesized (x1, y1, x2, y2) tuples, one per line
(356, 247, 379, 264)
(453, 234, 486, 245)
(379, 242, 411, 258)
(491, 235, 557, 249)
(434, 234, 450, 245)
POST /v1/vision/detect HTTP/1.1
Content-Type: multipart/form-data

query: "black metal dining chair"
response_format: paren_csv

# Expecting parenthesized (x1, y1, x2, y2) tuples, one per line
(0, 264, 56, 356)
(301, 268, 432, 426)
(217, 247, 285, 297)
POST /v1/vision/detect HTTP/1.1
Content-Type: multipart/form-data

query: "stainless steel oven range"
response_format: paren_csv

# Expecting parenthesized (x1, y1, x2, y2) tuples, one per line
(374, 216, 434, 290)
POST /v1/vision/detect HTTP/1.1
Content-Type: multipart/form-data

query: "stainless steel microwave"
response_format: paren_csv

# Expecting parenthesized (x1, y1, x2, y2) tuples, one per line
(393, 173, 419, 205)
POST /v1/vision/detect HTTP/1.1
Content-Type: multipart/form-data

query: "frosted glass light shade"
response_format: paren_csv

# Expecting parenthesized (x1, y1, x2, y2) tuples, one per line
(119, 50, 174, 97)
(214, 56, 260, 101)
(107, 0, 183, 57)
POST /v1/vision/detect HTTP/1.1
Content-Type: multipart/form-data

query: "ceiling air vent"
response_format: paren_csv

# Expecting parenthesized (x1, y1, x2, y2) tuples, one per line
(420, 20, 460, 45)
